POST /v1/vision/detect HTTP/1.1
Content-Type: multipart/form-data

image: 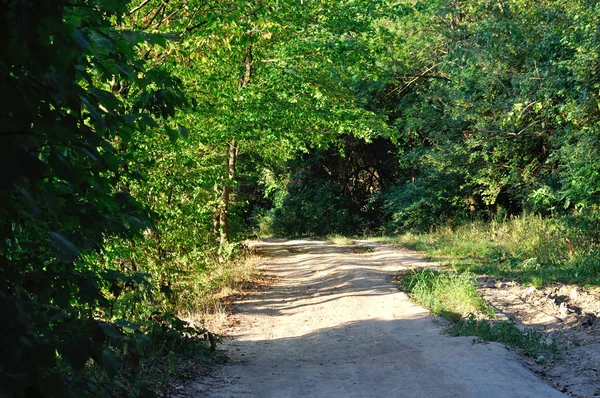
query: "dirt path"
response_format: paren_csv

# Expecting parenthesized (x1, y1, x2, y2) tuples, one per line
(188, 239, 565, 397)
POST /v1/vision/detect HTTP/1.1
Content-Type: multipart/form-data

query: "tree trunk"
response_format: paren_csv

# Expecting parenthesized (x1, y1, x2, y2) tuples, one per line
(217, 45, 252, 246)
(213, 213, 221, 242)
(219, 139, 237, 245)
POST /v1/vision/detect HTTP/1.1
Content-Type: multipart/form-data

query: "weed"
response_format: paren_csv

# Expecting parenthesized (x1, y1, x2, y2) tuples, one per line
(448, 315, 559, 360)
(400, 269, 494, 319)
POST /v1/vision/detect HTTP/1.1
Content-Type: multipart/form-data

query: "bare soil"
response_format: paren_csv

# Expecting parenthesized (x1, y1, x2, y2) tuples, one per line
(478, 278, 600, 397)
(179, 239, 566, 397)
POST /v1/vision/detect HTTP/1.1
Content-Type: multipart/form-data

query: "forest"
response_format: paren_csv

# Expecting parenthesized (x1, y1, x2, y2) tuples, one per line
(2, 0, 600, 396)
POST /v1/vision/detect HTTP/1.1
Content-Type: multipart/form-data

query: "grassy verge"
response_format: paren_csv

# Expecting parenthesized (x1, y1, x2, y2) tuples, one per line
(448, 316, 559, 360)
(174, 250, 263, 332)
(135, 247, 263, 394)
(377, 213, 600, 286)
(399, 269, 558, 360)
(399, 269, 494, 320)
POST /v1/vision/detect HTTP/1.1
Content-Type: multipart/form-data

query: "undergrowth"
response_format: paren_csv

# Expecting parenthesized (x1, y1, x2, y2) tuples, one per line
(175, 251, 261, 331)
(133, 249, 259, 393)
(82, 243, 260, 395)
(399, 269, 557, 360)
(378, 213, 600, 286)
(449, 316, 559, 360)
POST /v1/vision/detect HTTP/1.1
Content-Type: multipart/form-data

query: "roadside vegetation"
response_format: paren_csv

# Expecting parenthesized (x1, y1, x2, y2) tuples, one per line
(400, 269, 558, 361)
(4, 0, 391, 391)
(377, 213, 600, 287)
(327, 234, 355, 246)
(257, 0, 600, 292)
(448, 316, 559, 361)
(399, 269, 493, 321)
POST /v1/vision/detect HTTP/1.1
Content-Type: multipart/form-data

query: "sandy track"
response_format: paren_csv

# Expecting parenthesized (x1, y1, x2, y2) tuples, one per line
(189, 239, 564, 397)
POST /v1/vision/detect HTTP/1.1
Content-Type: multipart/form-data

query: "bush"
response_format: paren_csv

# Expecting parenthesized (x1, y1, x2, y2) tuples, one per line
(381, 168, 468, 233)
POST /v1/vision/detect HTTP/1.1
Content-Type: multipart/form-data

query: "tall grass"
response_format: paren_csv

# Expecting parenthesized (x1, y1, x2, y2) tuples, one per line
(174, 252, 261, 331)
(400, 269, 557, 360)
(378, 213, 600, 286)
(401, 269, 493, 320)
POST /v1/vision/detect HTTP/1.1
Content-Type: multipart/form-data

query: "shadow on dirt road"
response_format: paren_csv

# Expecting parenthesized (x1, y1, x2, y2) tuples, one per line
(185, 239, 565, 398)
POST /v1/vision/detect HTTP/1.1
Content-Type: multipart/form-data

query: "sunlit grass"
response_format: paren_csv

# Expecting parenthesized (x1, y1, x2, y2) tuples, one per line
(399, 269, 494, 320)
(399, 269, 557, 360)
(174, 252, 262, 331)
(376, 213, 600, 286)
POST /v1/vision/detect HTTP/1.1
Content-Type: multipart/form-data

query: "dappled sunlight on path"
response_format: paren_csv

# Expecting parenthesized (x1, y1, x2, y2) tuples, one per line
(188, 239, 564, 398)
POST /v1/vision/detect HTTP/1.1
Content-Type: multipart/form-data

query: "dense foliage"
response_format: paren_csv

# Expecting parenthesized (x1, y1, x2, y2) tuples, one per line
(264, 0, 600, 240)
(0, 0, 216, 395)
(3, 0, 600, 395)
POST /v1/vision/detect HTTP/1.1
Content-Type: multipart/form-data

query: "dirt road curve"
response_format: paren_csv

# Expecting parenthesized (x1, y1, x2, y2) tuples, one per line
(190, 239, 565, 398)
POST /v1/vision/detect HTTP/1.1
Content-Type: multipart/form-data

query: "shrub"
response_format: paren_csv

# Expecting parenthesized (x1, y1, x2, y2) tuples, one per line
(381, 169, 467, 233)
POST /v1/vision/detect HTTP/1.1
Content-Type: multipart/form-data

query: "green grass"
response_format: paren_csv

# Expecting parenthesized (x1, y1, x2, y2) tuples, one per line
(400, 269, 494, 320)
(376, 213, 600, 286)
(399, 269, 557, 360)
(448, 315, 559, 361)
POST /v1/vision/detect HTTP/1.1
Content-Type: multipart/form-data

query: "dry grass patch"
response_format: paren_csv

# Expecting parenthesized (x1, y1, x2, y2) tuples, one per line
(177, 253, 270, 333)
(327, 234, 354, 245)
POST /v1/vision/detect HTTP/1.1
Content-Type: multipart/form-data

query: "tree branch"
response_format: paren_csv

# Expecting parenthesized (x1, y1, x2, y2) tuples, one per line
(387, 62, 446, 97)
(128, 0, 152, 16)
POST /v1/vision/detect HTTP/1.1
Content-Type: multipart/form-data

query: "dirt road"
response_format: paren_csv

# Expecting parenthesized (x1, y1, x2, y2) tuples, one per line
(190, 239, 565, 397)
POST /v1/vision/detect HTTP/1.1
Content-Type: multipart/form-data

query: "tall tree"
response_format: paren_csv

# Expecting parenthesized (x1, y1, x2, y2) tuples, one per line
(0, 0, 190, 394)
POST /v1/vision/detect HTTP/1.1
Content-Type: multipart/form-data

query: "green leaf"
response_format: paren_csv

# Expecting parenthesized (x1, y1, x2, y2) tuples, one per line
(158, 33, 180, 42)
(134, 330, 152, 346)
(143, 32, 166, 47)
(116, 63, 134, 77)
(103, 152, 119, 172)
(115, 319, 140, 331)
(89, 29, 115, 52)
(178, 125, 189, 139)
(80, 96, 105, 129)
(167, 127, 179, 143)
(61, 336, 92, 371)
(135, 381, 156, 398)
(74, 28, 91, 49)
(99, 322, 124, 340)
(101, 350, 122, 379)
(122, 30, 142, 45)
(14, 185, 41, 217)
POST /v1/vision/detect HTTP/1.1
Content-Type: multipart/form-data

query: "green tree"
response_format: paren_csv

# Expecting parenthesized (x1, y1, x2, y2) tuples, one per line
(0, 0, 193, 395)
